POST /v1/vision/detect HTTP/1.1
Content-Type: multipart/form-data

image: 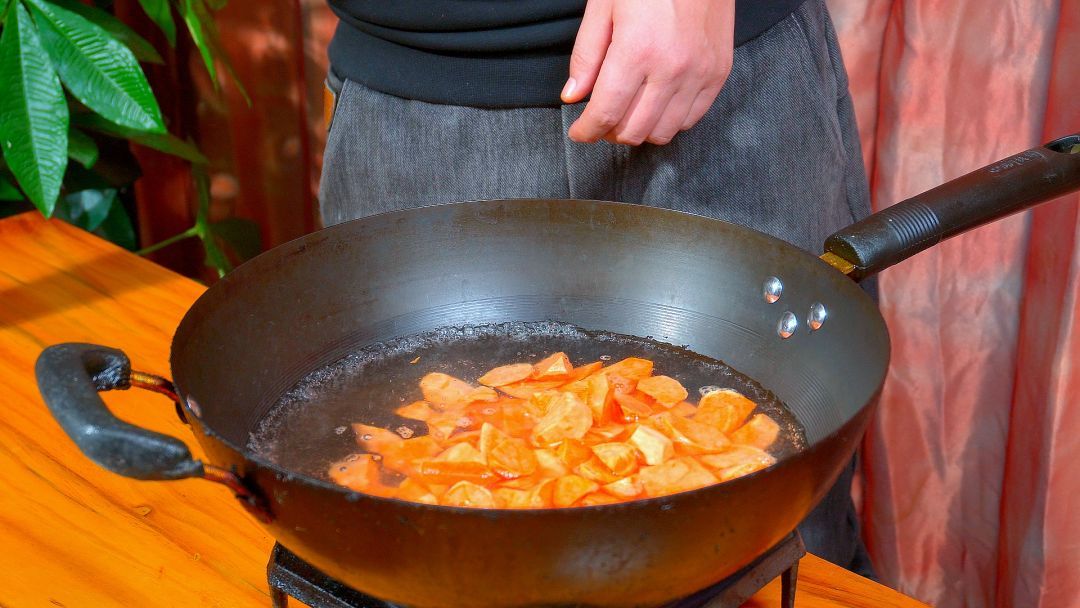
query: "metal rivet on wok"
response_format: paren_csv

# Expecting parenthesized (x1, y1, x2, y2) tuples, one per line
(777, 312, 798, 339)
(808, 302, 828, 331)
(763, 276, 783, 303)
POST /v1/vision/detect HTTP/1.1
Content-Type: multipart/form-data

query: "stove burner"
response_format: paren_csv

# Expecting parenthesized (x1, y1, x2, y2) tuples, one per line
(267, 532, 804, 608)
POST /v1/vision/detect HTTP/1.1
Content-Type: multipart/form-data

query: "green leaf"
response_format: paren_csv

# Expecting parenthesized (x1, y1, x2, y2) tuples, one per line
(203, 0, 226, 10)
(67, 125, 98, 167)
(179, 0, 216, 85)
(94, 194, 136, 249)
(188, 0, 248, 104)
(0, 2, 68, 215)
(208, 217, 261, 262)
(0, 170, 25, 201)
(54, 187, 116, 230)
(46, 0, 163, 64)
(136, 0, 174, 47)
(73, 112, 208, 164)
(27, 0, 165, 132)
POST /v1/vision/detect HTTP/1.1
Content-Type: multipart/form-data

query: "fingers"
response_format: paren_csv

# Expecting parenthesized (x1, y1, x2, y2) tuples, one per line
(640, 85, 697, 145)
(568, 50, 644, 143)
(562, 0, 614, 104)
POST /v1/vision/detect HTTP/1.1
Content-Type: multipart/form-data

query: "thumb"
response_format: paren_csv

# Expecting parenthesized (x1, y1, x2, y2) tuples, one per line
(562, 0, 613, 104)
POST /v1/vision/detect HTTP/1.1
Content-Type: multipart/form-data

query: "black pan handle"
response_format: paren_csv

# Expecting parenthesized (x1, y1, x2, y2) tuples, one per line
(824, 133, 1080, 280)
(35, 343, 205, 480)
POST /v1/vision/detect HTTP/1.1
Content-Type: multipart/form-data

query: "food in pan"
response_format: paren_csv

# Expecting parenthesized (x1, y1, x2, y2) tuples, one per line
(327, 352, 781, 507)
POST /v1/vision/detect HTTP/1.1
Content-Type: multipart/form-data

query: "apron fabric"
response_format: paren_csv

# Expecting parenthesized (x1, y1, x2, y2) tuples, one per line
(318, 0, 876, 577)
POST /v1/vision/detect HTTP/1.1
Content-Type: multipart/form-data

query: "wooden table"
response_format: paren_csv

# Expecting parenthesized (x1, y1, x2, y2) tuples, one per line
(0, 213, 928, 608)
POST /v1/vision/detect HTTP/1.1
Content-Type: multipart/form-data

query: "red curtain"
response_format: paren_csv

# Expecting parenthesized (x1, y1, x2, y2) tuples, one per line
(828, 0, 1080, 605)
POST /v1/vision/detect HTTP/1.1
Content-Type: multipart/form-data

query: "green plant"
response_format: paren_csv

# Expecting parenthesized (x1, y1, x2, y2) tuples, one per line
(0, 0, 259, 276)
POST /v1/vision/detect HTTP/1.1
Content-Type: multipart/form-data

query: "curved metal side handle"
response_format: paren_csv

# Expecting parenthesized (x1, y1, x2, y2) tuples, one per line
(824, 133, 1080, 280)
(35, 343, 272, 522)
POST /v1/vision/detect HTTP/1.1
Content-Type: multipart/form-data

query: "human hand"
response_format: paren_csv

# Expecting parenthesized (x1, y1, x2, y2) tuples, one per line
(562, 0, 735, 146)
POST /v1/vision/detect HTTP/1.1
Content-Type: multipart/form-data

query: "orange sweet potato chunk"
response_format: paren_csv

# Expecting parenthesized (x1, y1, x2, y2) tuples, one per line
(480, 423, 538, 479)
(730, 414, 780, 450)
(435, 442, 486, 465)
(478, 363, 535, 387)
(353, 423, 404, 452)
(613, 390, 654, 422)
(395, 400, 436, 421)
(534, 448, 570, 477)
(591, 442, 640, 477)
(603, 475, 643, 499)
(670, 401, 698, 417)
(498, 380, 566, 400)
(584, 373, 620, 425)
(600, 357, 654, 380)
(696, 389, 756, 434)
(638, 457, 719, 497)
(419, 372, 475, 405)
(396, 478, 438, 504)
(697, 446, 776, 481)
(553, 474, 599, 507)
(380, 435, 442, 473)
(574, 455, 622, 485)
(531, 392, 592, 447)
(628, 425, 675, 465)
(637, 375, 689, 407)
(566, 361, 604, 382)
(442, 481, 497, 508)
(328, 454, 380, 492)
(579, 492, 621, 506)
(648, 412, 730, 455)
(532, 352, 573, 380)
(414, 460, 496, 486)
(555, 438, 593, 468)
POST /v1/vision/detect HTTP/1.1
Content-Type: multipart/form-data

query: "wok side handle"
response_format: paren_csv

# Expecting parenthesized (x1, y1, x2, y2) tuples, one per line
(824, 133, 1080, 280)
(35, 343, 272, 521)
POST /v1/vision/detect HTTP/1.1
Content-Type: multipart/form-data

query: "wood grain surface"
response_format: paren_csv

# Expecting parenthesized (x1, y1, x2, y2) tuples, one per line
(0, 213, 928, 608)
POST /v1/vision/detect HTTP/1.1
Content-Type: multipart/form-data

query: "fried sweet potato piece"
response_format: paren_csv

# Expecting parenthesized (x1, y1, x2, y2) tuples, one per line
(434, 442, 486, 465)
(730, 414, 780, 450)
(629, 425, 675, 465)
(534, 448, 570, 477)
(696, 389, 756, 434)
(478, 363, 535, 387)
(498, 380, 566, 400)
(442, 481, 497, 508)
(553, 474, 599, 507)
(480, 422, 538, 479)
(670, 401, 698, 417)
(555, 438, 593, 468)
(533, 352, 573, 380)
(328, 454, 380, 492)
(599, 357, 654, 380)
(591, 442, 640, 477)
(638, 457, 719, 497)
(495, 478, 554, 509)
(414, 460, 496, 486)
(566, 361, 603, 382)
(531, 392, 592, 446)
(648, 412, 730, 455)
(579, 492, 621, 506)
(395, 400, 436, 421)
(585, 423, 628, 443)
(585, 374, 620, 425)
(697, 446, 776, 481)
(603, 476, 643, 499)
(613, 390, 654, 422)
(574, 455, 622, 485)
(420, 372, 475, 405)
(380, 435, 442, 473)
(637, 375, 689, 407)
(353, 423, 404, 452)
(396, 479, 439, 504)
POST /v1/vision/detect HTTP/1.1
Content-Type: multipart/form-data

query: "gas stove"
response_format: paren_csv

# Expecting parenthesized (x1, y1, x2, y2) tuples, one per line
(267, 532, 804, 608)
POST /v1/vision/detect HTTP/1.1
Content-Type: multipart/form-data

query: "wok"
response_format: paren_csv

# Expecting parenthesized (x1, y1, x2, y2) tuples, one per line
(36, 134, 1080, 607)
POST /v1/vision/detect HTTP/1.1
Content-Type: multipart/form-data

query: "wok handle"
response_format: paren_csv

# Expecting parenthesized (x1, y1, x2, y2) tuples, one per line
(824, 133, 1080, 280)
(35, 343, 204, 480)
(35, 343, 273, 521)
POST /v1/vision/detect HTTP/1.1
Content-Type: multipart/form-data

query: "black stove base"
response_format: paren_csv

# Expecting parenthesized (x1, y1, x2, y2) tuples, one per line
(267, 533, 804, 608)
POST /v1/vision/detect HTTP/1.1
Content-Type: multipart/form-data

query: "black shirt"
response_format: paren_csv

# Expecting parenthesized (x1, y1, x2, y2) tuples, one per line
(328, 0, 807, 108)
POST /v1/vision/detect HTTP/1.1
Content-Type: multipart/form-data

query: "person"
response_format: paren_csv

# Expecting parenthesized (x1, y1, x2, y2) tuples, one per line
(319, 0, 875, 577)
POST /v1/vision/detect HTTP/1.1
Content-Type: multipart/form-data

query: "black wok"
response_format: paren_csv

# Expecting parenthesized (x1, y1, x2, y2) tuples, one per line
(36, 134, 1080, 607)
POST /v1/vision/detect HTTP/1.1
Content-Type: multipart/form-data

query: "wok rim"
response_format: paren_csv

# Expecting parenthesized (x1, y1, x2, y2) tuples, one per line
(170, 198, 891, 516)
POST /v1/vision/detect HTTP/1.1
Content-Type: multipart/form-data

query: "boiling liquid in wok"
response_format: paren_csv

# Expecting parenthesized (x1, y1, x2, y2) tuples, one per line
(251, 322, 806, 484)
